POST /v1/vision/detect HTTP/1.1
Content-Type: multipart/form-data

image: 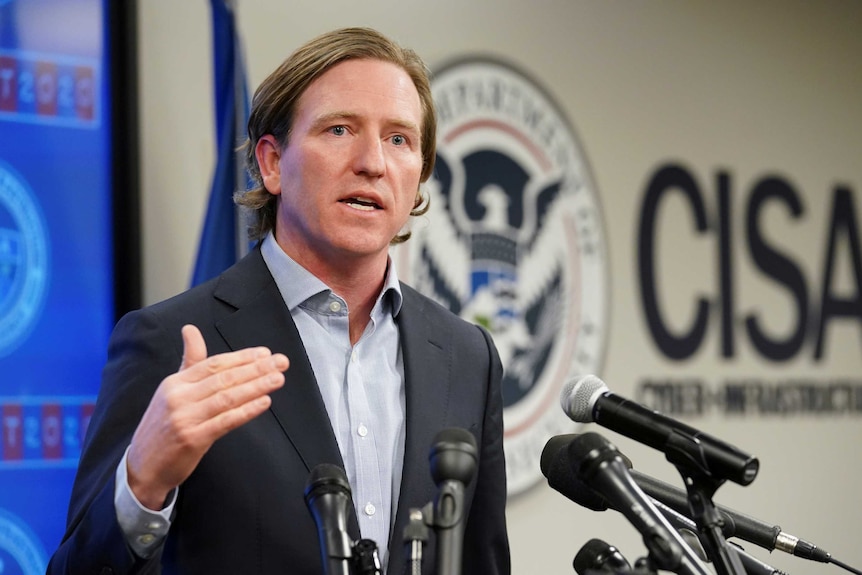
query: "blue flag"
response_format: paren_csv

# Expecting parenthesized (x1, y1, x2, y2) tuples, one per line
(191, 0, 251, 286)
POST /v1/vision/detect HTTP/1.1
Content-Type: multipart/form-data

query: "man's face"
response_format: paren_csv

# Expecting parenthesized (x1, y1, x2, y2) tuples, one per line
(260, 58, 424, 269)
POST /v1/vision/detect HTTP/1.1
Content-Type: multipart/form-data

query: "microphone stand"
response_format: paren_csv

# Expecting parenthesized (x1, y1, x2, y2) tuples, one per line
(423, 428, 477, 575)
(422, 481, 467, 575)
(665, 430, 746, 575)
(402, 508, 429, 575)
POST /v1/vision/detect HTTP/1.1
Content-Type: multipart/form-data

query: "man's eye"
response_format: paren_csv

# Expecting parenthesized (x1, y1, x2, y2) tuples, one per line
(330, 126, 346, 136)
(391, 134, 405, 146)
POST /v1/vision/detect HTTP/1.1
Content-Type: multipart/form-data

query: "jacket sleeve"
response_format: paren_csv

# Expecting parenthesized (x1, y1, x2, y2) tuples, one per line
(461, 325, 511, 575)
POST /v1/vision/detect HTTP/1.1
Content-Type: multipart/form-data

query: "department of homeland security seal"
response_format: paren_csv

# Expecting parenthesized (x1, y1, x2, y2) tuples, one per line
(0, 161, 50, 358)
(394, 57, 609, 494)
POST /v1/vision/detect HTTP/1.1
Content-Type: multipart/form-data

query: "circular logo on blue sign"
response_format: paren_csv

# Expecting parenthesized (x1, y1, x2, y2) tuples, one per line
(0, 161, 50, 358)
(0, 508, 48, 574)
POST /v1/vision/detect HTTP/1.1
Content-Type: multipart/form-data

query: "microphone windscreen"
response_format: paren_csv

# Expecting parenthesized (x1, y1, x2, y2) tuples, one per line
(560, 375, 607, 422)
(540, 435, 610, 512)
(429, 427, 478, 486)
(539, 433, 578, 477)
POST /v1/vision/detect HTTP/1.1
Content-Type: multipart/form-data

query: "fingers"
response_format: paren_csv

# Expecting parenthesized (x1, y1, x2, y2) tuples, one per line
(180, 324, 208, 371)
(173, 355, 288, 423)
(192, 383, 278, 442)
(173, 324, 289, 412)
(181, 341, 282, 385)
(169, 334, 290, 435)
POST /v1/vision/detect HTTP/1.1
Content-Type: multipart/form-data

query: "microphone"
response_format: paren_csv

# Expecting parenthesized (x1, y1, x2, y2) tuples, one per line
(564, 432, 710, 575)
(573, 538, 632, 574)
(561, 375, 759, 486)
(304, 463, 354, 575)
(630, 468, 833, 564)
(541, 435, 786, 575)
(426, 427, 478, 575)
(541, 433, 624, 511)
(543, 434, 832, 566)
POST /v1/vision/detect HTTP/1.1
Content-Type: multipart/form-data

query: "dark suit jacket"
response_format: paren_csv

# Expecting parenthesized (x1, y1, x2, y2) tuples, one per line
(48, 248, 510, 575)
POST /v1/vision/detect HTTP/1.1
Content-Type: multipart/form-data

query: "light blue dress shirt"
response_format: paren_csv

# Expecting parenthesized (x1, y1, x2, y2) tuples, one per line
(261, 233, 406, 567)
(115, 232, 406, 569)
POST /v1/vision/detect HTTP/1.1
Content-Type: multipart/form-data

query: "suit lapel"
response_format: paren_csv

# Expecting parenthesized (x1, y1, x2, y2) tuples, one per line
(210, 249, 346, 479)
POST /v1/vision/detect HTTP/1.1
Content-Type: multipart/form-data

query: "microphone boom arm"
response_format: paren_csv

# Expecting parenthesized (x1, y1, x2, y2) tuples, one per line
(666, 437, 747, 575)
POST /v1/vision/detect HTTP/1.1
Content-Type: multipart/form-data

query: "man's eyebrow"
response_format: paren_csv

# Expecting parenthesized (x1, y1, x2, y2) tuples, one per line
(310, 111, 420, 136)
(389, 118, 421, 136)
(310, 111, 357, 130)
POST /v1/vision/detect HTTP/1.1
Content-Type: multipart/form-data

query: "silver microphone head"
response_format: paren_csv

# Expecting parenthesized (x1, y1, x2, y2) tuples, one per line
(560, 375, 608, 423)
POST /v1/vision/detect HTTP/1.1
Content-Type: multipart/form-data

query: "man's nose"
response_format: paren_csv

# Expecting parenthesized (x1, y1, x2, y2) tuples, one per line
(353, 135, 385, 177)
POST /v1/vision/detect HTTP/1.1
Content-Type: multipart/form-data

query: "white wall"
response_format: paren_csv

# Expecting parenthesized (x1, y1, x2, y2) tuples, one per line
(138, 2, 862, 573)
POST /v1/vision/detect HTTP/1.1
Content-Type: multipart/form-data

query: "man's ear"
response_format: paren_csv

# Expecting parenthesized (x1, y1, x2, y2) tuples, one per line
(255, 135, 283, 195)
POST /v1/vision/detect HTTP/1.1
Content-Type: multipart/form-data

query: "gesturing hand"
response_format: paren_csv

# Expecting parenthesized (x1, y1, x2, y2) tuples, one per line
(126, 324, 289, 510)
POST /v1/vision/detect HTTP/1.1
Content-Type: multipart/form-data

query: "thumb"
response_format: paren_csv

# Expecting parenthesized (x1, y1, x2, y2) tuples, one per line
(179, 324, 208, 371)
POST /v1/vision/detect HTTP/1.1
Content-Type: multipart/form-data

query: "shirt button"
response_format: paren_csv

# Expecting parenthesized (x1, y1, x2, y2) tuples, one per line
(146, 521, 162, 530)
(357, 424, 368, 437)
(329, 301, 342, 312)
(138, 533, 156, 545)
(364, 503, 376, 516)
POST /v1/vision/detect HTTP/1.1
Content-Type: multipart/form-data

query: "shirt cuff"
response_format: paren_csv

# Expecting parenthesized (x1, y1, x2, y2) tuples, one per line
(114, 445, 177, 559)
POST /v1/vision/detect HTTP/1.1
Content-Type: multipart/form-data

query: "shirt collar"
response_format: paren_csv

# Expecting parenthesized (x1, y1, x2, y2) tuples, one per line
(260, 232, 403, 317)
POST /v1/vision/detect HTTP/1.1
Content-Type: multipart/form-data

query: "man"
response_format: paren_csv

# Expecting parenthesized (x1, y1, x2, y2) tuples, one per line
(48, 27, 510, 575)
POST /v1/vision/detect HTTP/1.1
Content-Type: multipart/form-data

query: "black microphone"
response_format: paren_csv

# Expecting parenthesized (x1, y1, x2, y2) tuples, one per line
(574, 538, 632, 574)
(542, 435, 786, 575)
(561, 375, 759, 486)
(541, 433, 625, 511)
(426, 427, 478, 575)
(543, 435, 839, 569)
(304, 463, 354, 575)
(565, 432, 710, 575)
(630, 468, 833, 564)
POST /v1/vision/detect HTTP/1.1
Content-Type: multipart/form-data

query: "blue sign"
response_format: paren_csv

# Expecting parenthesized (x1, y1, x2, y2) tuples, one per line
(0, 1, 114, 570)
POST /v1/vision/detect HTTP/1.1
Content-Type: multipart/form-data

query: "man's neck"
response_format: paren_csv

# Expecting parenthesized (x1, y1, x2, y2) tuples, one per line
(277, 238, 388, 345)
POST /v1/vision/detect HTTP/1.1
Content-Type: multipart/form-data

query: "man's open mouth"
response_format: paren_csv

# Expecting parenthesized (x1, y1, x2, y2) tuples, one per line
(340, 197, 381, 211)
